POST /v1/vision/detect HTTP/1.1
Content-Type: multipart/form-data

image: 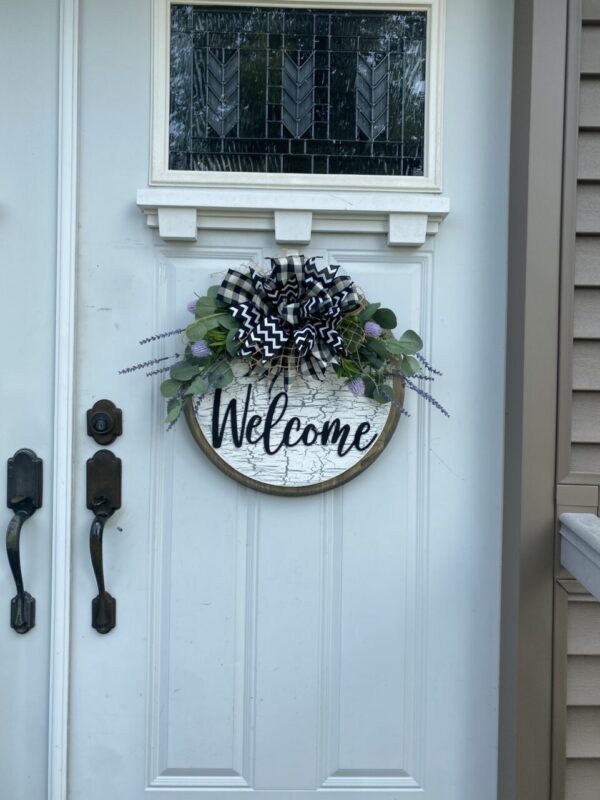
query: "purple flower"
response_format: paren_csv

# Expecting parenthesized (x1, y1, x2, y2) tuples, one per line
(191, 340, 211, 358)
(347, 378, 365, 396)
(364, 321, 383, 338)
(187, 299, 198, 314)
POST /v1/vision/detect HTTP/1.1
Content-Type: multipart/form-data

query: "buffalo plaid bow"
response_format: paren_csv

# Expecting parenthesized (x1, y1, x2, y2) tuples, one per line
(216, 255, 360, 384)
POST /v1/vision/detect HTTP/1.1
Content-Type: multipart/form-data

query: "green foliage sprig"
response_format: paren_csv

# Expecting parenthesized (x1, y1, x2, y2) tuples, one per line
(156, 289, 427, 425)
(158, 287, 242, 425)
(335, 303, 423, 404)
(122, 276, 448, 425)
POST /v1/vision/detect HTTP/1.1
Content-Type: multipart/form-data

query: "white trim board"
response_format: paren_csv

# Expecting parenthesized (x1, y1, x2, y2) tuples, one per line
(150, 0, 446, 191)
(136, 187, 450, 244)
(48, 1, 79, 799)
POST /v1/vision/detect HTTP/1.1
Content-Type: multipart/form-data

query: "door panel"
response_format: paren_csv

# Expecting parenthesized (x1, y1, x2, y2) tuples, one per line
(67, 0, 513, 798)
(70, 234, 430, 797)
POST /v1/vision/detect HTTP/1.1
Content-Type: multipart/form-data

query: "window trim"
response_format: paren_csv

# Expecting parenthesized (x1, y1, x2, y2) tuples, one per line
(150, 0, 445, 191)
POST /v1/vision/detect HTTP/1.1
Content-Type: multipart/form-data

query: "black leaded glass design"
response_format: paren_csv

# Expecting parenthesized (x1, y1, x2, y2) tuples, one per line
(169, 5, 427, 176)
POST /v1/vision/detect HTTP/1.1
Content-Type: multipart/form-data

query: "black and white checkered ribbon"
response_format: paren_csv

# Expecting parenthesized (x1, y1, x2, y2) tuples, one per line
(217, 255, 360, 383)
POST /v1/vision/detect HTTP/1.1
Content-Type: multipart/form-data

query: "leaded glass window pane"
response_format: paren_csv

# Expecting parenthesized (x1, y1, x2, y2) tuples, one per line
(169, 4, 427, 176)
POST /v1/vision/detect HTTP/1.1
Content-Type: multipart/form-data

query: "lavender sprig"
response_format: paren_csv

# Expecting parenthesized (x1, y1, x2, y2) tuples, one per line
(119, 353, 180, 375)
(416, 353, 443, 376)
(192, 396, 203, 417)
(387, 370, 434, 383)
(146, 365, 175, 377)
(139, 328, 184, 346)
(394, 401, 411, 417)
(403, 377, 450, 417)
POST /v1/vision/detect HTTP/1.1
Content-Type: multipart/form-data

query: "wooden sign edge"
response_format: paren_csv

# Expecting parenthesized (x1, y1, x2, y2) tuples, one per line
(184, 374, 405, 497)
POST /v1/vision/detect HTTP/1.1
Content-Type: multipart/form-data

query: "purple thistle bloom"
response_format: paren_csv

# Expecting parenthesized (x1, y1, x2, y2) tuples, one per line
(191, 340, 211, 358)
(364, 320, 383, 338)
(347, 377, 365, 396)
(187, 299, 197, 314)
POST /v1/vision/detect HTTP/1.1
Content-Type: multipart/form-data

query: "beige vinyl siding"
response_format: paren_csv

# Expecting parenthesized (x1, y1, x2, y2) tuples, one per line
(581, 26, 600, 75)
(578, 133, 600, 179)
(580, 79, 600, 126)
(560, 7, 600, 800)
(584, 0, 600, 20)
(573, 289, 600, 337)
(570, 7, 600, 477)
(577, 188, 600, 232)
(566, 760, 600, 800)
(573, 393, 600, 441)
(574, 342, 600, 389)
(575, 239, 600, 284)
(568, 657, 600, 704)
(571, 444, 600, 474)
(575, 236, 600, 287)
(566, 601, 600, 799)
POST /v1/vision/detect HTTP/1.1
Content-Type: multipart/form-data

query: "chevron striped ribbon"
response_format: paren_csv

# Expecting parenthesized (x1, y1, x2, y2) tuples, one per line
(217, 255, 360, 385)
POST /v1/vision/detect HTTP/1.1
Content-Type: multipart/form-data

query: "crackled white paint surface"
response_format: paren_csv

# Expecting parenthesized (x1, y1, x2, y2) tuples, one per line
(192, 365, 394, 488)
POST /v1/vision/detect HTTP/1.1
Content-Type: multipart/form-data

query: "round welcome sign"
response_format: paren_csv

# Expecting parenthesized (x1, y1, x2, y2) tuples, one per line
(120, 257, 443, 493)
(185, 365, 403, 496)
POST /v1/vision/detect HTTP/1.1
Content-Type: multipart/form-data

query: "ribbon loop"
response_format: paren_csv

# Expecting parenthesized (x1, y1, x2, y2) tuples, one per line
(217, 256, 360, 384)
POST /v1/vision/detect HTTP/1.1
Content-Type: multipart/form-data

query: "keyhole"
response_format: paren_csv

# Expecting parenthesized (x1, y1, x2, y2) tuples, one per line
(92, 414, 112, 434)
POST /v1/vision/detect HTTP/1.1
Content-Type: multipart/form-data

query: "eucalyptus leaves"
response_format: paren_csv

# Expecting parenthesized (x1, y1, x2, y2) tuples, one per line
(160, 287, 240, 425)
(123, 257, 446, 425)
(334, 303, 425, 404)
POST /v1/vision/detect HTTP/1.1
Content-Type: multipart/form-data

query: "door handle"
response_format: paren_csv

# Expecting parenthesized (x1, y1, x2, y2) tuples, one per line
(87, 450, 121, 634)
(6, 449, 43, 634)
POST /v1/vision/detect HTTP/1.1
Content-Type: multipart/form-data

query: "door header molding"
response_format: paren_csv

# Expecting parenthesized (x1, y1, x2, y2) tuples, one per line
(136, 187, 450, 245)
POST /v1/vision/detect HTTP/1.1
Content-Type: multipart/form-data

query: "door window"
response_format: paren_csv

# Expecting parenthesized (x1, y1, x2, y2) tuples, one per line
(169, 5, 427, 176)
(152, 0, 443, 190)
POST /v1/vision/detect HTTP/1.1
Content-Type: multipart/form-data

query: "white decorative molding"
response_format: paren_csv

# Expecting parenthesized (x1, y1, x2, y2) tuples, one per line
(48, 1, 79, 800)
(388, 212, 429, 247)
(274, 210, 313, 245)
(560, 513, 600, 601)
(147, 251, 261, 789)
(158, 206, 197, 240)
(143, 246, 431, 788)
(314, 250, 431, 788)
(316, 494, 421, 790)
(137, 188, 450, 247)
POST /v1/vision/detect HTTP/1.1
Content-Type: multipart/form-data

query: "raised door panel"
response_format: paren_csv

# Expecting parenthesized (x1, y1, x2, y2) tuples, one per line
(69, 229, 436, 800)
(143, 241, 431, 791)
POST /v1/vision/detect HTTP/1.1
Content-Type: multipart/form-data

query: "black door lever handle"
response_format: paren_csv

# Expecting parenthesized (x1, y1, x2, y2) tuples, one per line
(87, 450, 121, 634)
(6, 449, 43, 634)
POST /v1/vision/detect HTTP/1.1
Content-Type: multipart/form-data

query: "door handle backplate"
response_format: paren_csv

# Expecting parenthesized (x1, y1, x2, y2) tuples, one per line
(87, 450, 121, 634)
(6, 449, 43, 634)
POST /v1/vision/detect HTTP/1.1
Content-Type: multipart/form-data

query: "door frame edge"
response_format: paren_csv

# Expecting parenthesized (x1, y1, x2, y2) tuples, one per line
(499, 0, 568, 798)
(48, 1, 80, 798)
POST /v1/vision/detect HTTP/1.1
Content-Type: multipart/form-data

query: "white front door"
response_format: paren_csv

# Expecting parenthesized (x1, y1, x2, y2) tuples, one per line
(62, 1, 512, 798)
